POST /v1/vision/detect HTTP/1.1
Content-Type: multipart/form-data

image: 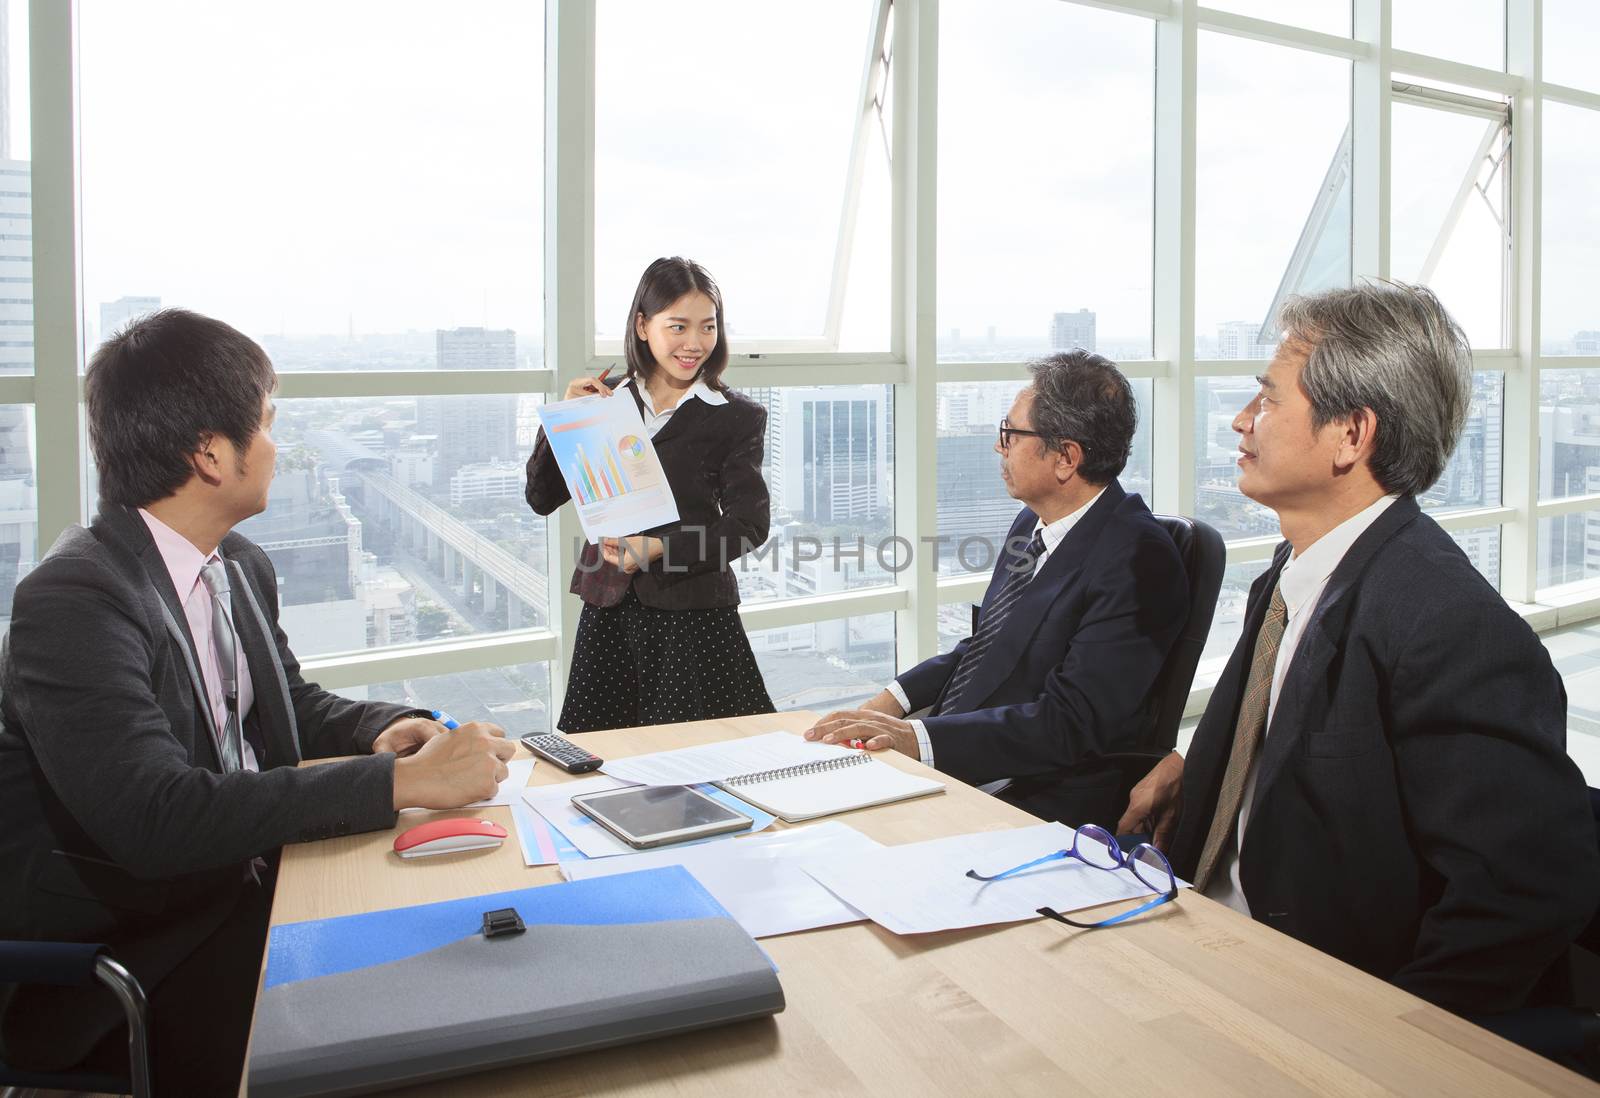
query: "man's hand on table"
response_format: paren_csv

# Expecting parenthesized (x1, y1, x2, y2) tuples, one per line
(371, 715, 452, 757)
(391, 722, 516, 810)
(804, 708, 919, 759)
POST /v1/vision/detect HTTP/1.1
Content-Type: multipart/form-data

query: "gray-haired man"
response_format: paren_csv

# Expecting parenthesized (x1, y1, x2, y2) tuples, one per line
(1120, 282, 1599, 1018)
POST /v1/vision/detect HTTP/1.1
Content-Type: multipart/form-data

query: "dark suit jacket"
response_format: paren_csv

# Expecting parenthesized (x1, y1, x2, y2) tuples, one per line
(525, 380, 769, 610)
(0, 504, 421, 1069)
(1169, 496, 1600, 1015)
(898, 483, 1189, 826)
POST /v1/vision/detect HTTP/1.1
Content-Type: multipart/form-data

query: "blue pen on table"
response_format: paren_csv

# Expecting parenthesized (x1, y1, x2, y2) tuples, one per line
(430, 709, 460, 730)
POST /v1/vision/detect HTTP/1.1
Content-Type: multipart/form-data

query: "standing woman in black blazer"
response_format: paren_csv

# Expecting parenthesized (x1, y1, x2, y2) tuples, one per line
(526, 257, 776, 732)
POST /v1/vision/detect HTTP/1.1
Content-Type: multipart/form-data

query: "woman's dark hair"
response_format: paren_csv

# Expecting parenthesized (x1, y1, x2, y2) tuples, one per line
(85, 308, 276, 508)
(624, 256, 729, 391)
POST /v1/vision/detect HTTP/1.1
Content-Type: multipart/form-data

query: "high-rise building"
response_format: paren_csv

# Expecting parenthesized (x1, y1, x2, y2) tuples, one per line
(1050, 309, 1096, 354)
(1217, 321, 1275, 360)
(769, 386, 889, 524)
(1575, 331, 1600, 356)
(99, 295, 162, 343)
(419, 328, 519, 492)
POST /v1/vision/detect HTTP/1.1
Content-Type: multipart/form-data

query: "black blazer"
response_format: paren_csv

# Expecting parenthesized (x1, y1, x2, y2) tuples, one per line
(0, 504, 419, 1069)
(1170, 496, 1600, 1015)
(525, 380, 770, 611)
(898, 484, 1189, 826)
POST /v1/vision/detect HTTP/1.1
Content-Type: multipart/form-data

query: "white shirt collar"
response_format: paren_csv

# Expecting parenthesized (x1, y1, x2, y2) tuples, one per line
(622, 375, 728, 416)
(1031, 485, 1108, 556)
(1279, 494, 1398, 616)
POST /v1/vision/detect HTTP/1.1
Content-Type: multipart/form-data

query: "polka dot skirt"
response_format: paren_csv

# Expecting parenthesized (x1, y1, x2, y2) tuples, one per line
(557, 589, 776, 733)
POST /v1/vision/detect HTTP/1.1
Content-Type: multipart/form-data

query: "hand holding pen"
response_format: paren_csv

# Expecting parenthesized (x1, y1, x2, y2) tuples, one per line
(563, 365, 615, 401)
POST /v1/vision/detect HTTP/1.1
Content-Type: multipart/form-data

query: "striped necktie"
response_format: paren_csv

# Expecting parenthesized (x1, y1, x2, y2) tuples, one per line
(936, 532, 1047, 716)
(199, 559, 244, 773)
(1193, 579, 1288, 891)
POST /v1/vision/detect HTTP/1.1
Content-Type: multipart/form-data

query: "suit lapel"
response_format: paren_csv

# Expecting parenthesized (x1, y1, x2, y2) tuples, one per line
(951, 483, 1125, 712)
(224, 556, 302, 766)
(1246, 497, 1423, 813)
(101, 505, 227, 771)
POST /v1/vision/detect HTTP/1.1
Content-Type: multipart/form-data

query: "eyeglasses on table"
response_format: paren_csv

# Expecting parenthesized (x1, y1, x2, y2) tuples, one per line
(965, 822, 1178, 929)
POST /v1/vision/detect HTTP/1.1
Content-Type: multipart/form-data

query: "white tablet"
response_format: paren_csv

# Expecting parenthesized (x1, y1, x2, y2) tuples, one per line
(570, 785, 754, 849)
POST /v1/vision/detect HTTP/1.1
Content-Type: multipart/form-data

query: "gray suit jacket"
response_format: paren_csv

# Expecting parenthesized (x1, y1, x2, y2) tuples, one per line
(0, 504, 422, 1068)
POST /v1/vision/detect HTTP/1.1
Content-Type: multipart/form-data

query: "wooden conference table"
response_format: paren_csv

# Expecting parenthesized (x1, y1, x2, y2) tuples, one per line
(257, 711, 1596, 1097)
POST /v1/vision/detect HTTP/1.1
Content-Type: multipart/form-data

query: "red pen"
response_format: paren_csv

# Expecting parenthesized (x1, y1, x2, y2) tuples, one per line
(848, 738, 868, 750)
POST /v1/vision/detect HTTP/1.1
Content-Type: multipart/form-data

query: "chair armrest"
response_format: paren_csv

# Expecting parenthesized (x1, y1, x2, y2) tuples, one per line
(0, 940, 105, 986)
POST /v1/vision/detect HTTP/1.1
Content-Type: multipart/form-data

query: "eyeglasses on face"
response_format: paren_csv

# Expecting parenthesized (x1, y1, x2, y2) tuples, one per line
(996, 419, 1087, 456)
(965, 822, 1178, 930)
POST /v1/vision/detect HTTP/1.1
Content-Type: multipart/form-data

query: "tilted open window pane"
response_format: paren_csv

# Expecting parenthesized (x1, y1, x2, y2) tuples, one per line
(1390, 98, 1510, 351)
(595, 0, 890, 352)
(1196, 34, 1350, 359)
(937, 0, 1153, 362)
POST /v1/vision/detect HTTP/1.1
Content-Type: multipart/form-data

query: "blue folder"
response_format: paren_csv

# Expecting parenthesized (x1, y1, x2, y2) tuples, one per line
(250, 866, 785, 1098)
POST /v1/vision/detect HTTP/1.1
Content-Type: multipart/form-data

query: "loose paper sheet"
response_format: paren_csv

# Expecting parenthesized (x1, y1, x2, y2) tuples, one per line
(801, 823, 1189, 935)
(562, 820, 877, 939)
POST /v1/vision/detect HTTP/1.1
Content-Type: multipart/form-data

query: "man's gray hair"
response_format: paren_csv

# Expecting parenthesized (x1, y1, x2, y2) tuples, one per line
(1278, 281, 1472, 498)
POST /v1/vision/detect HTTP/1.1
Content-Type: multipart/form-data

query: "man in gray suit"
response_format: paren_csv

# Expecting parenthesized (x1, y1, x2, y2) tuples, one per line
(0, 310, 517, 1091)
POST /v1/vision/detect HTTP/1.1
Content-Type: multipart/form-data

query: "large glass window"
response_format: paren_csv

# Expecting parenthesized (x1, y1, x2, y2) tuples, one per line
(238, 395, 549, 659)
(0, 405, 36, 632)
(1541, 104, 1600, 357)
(78, 1, 543, 359)
(935, 379, 1152, 577)
(1195, 35, 1350, 358)
(1393, 0, 1504, 71)
(1422, 372, 1503, 513)
(750, 612, 895, 712)
(736, 384, 895, 603)
(1194, 377, 1278, 541)
(1390, 97, 1510, 351)
(594, 0, 888, 352)
(1540, 509, 1600, 593)
(1203, 1, 1350, 37)
(1544, 0, 1600, 94)
(368, 664, 554, 738)
(0, 0, 30, 378)
(937, 0, 1153, 362)
(1541, 370, 1600, 502)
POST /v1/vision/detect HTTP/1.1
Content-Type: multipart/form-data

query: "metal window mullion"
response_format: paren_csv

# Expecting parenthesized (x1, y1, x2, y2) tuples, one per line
(1151, 2, 1196, 519)
(893, 0, 939, 672)
(1352, 0, 1392, 282)
(544, 0, 596, 715)
(1501, 0, 1541, 603)
(30, 0, 85, 550)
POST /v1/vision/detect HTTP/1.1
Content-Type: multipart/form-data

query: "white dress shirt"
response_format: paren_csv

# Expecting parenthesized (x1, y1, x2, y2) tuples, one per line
(1203, 493, 1398, 915)
(887, 487, 1108, 772)
(621, 376, 727, 438)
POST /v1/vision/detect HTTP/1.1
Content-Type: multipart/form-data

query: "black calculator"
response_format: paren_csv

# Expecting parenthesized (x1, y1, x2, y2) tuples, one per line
(519, 733, 604, 774)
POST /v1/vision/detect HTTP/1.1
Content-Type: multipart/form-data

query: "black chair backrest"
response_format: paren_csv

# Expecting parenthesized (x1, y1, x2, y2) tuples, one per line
(1144, 515, 1226, 753)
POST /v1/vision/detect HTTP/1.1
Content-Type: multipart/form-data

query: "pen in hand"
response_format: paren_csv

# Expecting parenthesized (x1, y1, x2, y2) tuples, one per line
(430, 709, 460, 731)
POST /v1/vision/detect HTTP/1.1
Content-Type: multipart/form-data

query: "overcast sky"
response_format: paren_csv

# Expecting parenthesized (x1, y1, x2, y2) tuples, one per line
(48, 0, 1600, 350)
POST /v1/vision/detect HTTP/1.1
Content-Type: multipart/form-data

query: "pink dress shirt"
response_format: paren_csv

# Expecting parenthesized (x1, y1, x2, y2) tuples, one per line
(139, 509, 260, 772)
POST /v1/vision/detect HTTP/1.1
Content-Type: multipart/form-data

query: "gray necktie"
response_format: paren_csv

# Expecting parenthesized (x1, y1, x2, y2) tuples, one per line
(936, 532, 1047, 715)
(199, 559, 244, 772)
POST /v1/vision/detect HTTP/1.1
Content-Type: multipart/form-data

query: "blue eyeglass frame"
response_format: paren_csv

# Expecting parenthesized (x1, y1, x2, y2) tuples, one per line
(965, 822, 1179, 930)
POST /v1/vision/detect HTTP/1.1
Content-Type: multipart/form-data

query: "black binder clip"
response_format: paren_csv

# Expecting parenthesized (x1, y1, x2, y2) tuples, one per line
(481, 907, 526, 939)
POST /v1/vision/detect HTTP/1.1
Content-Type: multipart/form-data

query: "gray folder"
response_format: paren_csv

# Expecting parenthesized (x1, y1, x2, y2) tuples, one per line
(250, 916, 784, 1097)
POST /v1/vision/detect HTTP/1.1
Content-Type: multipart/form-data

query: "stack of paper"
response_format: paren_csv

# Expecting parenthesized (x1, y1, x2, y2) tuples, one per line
(601, 730, 852, 787)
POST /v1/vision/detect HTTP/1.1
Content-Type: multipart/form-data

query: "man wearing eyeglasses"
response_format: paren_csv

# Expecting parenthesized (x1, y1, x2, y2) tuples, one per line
(807, 350, 1189, 828)
(1119, 282, 1599, 1019)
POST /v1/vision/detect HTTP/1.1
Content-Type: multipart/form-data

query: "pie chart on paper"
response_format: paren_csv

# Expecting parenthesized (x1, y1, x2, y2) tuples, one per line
(618, 435, 647, 460)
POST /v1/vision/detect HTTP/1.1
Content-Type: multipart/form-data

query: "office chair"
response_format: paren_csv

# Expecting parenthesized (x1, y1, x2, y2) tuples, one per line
(0, 941, 151, 1098)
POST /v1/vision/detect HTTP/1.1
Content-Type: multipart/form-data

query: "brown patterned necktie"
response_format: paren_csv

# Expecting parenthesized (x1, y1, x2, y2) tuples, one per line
(1193, 579, 1288, 891)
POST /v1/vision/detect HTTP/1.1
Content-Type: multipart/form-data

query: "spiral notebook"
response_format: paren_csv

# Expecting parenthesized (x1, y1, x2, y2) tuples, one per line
(715, 752, 945, 823)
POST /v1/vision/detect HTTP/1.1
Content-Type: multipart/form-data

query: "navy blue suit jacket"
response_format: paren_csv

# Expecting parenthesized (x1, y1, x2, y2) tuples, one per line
(898, 482, 1188, 825)
(1169, 496, 1600, 1014)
